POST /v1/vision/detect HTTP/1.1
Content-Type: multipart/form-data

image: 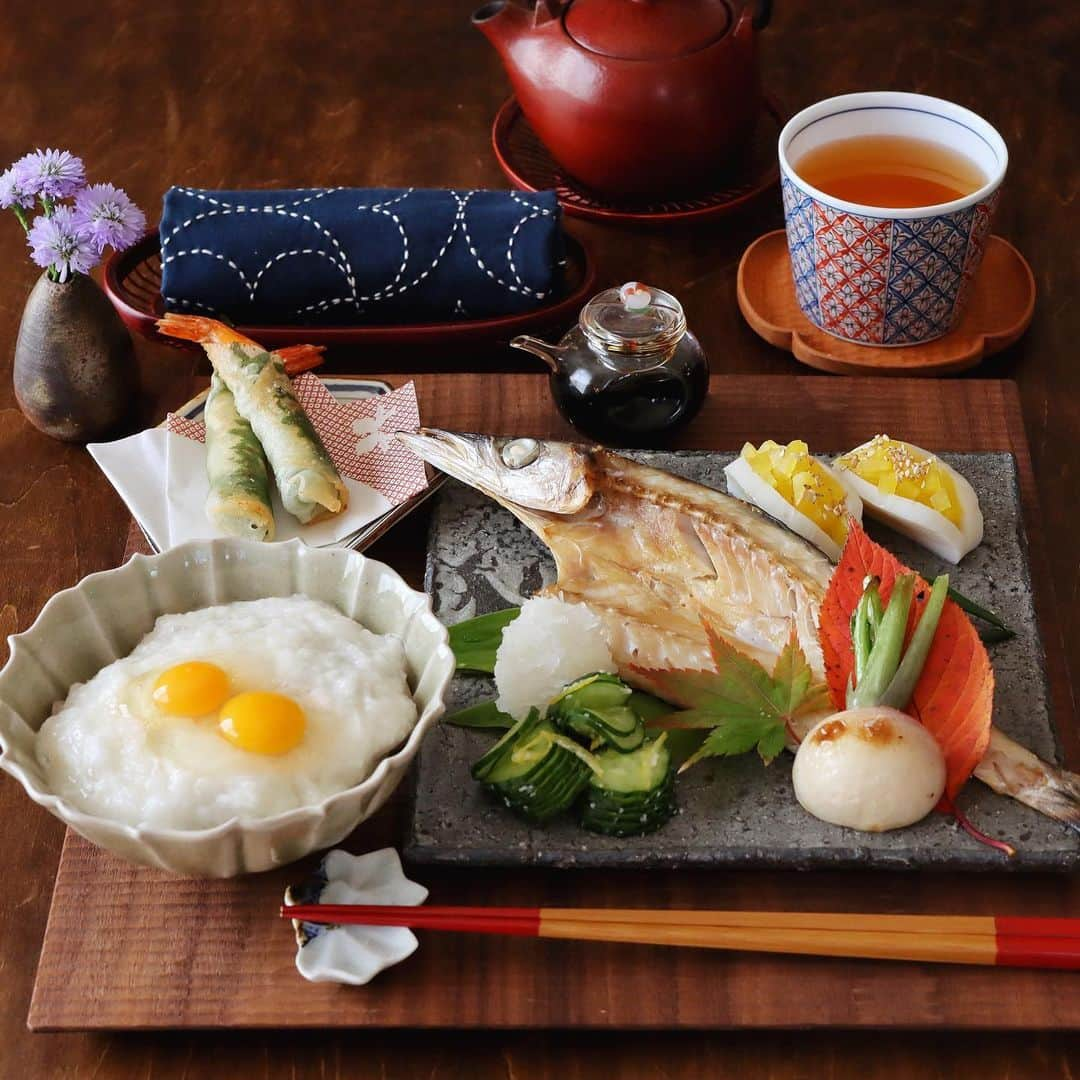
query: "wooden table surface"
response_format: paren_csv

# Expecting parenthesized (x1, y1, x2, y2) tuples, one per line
(0, 1, 1076, 1076)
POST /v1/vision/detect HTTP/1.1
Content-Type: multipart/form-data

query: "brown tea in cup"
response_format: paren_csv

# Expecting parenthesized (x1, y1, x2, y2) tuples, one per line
(794, 134, 988, 209)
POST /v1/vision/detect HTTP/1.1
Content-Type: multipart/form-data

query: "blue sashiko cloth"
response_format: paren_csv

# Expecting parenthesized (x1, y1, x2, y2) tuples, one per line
(159, 187, 564, 325)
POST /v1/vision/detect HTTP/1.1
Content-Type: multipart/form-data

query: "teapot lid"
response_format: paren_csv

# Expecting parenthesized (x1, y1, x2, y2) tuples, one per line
(564, 0, 732, 61)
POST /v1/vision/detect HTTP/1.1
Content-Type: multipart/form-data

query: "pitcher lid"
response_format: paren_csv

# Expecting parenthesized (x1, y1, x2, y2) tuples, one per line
(564, 0, 732, 61)
(580, 282, 687, 355)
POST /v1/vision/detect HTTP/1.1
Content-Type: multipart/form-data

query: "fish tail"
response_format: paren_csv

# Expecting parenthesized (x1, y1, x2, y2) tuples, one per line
(974, 727, 1080, 827)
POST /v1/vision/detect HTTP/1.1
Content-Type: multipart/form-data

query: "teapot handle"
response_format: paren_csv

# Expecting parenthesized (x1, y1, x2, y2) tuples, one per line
(752, 0, 772, 30)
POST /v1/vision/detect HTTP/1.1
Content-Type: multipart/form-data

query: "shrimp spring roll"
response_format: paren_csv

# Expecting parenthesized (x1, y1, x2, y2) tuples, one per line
(203, 373, 275, 541)
(157, 315, 348, 524)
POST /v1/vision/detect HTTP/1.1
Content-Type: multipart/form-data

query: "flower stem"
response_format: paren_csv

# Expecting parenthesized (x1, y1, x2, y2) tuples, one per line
(11, 205, 29, 233)
(952, 802, 1016, 857)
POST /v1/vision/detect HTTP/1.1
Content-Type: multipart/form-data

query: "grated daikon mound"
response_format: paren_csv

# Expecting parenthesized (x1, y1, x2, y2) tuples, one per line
(494, 596, 616, 720)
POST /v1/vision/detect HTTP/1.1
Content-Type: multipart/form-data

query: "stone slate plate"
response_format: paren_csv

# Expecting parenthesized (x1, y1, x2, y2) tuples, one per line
(406, 451, 1078, 871)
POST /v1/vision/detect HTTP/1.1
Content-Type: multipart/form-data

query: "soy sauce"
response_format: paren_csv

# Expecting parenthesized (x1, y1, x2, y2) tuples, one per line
(549, 333, 709, 446)
(513, 283, 710, 448)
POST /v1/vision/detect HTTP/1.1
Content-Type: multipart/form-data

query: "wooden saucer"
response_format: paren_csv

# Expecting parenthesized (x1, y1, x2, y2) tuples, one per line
(736, 231, 1036, 375)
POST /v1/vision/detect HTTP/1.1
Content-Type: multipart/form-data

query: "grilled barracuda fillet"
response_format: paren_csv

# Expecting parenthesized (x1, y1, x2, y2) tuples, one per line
(520, 450, 831, 676)
(401, 430, 1080, 828)
(398, 431, 830, 673)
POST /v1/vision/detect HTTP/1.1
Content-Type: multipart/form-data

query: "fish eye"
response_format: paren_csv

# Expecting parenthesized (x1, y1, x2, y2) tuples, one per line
(500, 438, 540, 469)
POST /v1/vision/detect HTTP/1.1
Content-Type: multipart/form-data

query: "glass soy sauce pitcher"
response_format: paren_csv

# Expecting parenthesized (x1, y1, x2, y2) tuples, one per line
(511, 282, 709, 446)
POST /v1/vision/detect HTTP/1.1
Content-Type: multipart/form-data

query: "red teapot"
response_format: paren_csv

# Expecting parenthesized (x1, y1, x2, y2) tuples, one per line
(474, 0, 771, 199)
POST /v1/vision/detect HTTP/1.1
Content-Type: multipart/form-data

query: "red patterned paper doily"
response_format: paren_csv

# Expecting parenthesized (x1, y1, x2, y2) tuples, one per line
(166, 377, 427, 506)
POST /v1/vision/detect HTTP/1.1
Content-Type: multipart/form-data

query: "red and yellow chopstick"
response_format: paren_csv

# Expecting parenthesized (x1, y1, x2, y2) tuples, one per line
(279, 904, 1080, 970)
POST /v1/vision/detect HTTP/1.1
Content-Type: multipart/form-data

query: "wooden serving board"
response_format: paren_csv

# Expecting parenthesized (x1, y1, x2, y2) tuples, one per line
(29, 374, 1080, 1032)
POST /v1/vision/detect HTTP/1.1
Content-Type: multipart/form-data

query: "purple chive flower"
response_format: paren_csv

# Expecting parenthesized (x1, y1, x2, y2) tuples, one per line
(73, 183, 146, 253)
(0, 166, 36, 210)
(15, 148, 86, 200)
(27, 206, 99, 281)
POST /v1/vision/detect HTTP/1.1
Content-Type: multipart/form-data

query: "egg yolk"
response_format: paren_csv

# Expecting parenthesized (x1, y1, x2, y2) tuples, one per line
(217, 692, 306, 755)
(152, 661, 230, 717)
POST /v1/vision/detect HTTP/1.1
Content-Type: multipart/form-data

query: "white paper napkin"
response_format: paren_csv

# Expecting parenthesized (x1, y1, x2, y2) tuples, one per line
(162, 432, 392, 547)
(88, 429, 173, 548)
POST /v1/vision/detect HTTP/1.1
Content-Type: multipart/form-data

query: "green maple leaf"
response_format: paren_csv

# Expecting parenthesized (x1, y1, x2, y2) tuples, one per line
(631, 623, 830, 770)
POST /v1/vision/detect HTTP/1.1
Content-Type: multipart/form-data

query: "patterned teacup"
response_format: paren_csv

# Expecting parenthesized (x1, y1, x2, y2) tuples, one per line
(779, 92, 1007, 347)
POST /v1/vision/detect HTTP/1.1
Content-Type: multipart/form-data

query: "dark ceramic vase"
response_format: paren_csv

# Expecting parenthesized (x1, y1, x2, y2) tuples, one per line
(13, 272, 136, 442)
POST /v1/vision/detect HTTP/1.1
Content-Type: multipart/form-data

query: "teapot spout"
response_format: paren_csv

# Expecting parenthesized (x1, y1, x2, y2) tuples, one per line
(472, 1, 528, 51)
(510, 334, 564, 374)
(473, 0, 562, 50)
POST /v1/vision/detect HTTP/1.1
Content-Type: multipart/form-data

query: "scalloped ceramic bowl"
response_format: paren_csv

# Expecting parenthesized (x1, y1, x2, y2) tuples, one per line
(0, 539, 454, 877)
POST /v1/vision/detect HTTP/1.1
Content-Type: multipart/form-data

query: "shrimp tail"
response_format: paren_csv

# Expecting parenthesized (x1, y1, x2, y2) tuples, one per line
(974, 727, 1080, 831)
(156, 312, 257, 348)
(274, 343, 326, 377)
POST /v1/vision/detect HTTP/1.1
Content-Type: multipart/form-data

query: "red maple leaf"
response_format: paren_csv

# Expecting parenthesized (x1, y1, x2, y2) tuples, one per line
(819, 521, 994, 802)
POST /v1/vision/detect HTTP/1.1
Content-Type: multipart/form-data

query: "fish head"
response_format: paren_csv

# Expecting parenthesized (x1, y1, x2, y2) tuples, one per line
(397, 429, 595, 514)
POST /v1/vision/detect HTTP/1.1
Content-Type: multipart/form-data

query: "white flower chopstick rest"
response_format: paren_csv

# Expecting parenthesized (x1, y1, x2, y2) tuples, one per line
(284, 848, 428, 985)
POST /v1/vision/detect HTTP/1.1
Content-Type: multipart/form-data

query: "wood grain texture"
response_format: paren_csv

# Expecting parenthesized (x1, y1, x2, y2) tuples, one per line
(737, 232, 1037, 374)
(26, 374, 1080, 1034)
(0, 0, 1077, 1074)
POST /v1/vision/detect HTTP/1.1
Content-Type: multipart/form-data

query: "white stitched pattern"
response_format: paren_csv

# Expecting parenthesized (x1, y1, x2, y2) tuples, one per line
(164, 188, 555, 317)
(171, 186, 341, 212)
(507, 209, 547, 291)
(251, 248, 345, 294)
(162, 295, 220, 314)
(166, 249, 249, 287)
(508, 190, 554, 217)
(162, 204, 356, 303)
(375, 192, 467, 298)
(162, 208, 351, 277)
(297, 194, 467, 315)
(295, 295, 352, 316)
(459, 193, 548, 299)
(356, 188, 415, 211)
(354, 206, 409, 301)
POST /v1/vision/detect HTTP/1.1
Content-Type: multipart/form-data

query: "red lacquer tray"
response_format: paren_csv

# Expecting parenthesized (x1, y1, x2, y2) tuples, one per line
(103, 232, 596, 349)
(492, 95, 783, 225)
